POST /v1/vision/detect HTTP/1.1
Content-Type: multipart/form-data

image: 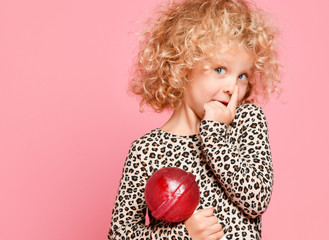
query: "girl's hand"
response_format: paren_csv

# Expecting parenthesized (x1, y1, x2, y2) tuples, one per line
(184, 207, 225, 240)
(203, 85, 239, 125)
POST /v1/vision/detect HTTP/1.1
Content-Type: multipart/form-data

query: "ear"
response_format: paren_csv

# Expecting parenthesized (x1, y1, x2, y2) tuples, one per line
(183, 67, 193, 81)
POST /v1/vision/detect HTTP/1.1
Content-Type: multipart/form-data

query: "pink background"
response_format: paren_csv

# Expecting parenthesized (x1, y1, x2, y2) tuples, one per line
(1, 0, 328, 239)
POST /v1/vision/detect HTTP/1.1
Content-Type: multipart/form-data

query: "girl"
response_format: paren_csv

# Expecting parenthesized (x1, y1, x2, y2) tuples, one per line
(108, 0, 280, 239)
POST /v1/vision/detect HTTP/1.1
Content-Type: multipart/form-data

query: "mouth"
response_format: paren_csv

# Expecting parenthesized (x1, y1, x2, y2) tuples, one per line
(217, 100, 228, 107)
(211, 99, 229, 107)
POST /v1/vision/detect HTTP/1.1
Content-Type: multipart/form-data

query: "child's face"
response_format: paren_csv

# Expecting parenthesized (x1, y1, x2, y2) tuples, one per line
(184, 45, 254, 119)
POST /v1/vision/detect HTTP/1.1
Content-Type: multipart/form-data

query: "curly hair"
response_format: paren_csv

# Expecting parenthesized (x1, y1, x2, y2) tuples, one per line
(129, 0, 281, 112)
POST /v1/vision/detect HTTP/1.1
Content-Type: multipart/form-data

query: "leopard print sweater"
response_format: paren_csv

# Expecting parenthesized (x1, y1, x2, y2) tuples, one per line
(108, 104, 274, 240)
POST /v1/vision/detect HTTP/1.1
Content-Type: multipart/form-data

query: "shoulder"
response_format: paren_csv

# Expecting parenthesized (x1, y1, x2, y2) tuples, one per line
(129, 129, 159, 153)
(236, 103, 265, 114)
(232, 103, 268, 129)
(235, 103, 266, 121)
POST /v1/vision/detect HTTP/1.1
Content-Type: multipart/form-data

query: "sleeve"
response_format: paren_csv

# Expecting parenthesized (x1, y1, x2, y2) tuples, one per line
(199, 104, 274, 218)
(108, 141, 192, 240)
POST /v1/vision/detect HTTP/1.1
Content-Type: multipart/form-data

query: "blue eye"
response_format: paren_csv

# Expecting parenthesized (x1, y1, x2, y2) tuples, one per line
(239, 73, 248, 80)
(215, 67, 226, 75)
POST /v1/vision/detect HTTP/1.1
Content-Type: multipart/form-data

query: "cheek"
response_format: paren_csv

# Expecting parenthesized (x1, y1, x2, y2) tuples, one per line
(197, 84, 216, 100)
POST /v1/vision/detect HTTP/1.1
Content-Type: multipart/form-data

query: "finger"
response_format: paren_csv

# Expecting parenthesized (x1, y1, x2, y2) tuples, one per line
(227, 85, 239, 113)
(208, 228, 225, 240)
(203, 102, 222, 115)
(210, 101, 225, 108)
(203, 102, 212, 110)
(207, 101, 226, 111)
(206, 223, 223, 235)
(207, 216, 219, 226)
(196, 207, 214, 217)
(205, 101, 218, 108)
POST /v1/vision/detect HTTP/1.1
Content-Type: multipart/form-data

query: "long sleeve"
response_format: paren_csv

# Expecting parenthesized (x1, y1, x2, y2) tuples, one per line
(108, 141, 191, 240)
(199, 104, 274, 218)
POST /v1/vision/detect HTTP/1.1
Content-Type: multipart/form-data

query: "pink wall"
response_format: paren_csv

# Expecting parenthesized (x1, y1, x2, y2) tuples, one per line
(1, 0, 328, 239)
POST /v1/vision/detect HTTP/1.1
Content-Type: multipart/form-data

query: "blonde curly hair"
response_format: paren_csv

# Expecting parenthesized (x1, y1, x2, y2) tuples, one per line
(129, 0, 281, 112)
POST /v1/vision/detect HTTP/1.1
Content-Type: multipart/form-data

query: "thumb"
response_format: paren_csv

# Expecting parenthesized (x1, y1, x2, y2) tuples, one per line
(195, 207, 214, 217)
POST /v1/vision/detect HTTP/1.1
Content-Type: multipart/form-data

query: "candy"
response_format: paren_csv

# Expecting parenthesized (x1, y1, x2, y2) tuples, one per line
(145, 167, 200, 223)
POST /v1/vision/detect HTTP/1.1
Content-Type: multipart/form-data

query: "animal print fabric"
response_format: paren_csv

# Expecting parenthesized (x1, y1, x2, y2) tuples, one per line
(108, 104, 273, 240)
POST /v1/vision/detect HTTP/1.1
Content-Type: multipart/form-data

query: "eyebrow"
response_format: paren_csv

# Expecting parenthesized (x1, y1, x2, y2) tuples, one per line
(243, 66, 254, 73)
(213, 62, 254, 73)
(211, 60, 228, 67)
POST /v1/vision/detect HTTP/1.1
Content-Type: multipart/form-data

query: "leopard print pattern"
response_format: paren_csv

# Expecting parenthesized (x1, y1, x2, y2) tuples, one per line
(108, 104, 273, 240)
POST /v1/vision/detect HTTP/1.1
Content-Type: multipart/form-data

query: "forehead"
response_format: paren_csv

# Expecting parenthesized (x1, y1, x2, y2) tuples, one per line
(207, 43, 255, 69)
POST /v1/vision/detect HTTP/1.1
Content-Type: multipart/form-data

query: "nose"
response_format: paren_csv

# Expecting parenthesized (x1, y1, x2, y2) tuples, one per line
(223, 77, 237, 95)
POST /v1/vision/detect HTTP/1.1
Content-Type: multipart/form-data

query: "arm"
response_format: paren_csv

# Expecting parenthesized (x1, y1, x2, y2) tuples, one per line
(199, 104, 274, 218)
(108, 142, 191, 240)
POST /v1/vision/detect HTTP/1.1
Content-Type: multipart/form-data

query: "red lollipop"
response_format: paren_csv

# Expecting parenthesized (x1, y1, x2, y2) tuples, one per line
(145, 167, 200, 223)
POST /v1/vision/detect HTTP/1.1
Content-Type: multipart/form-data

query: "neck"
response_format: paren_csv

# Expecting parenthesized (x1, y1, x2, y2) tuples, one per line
(160, 104, 201, 136)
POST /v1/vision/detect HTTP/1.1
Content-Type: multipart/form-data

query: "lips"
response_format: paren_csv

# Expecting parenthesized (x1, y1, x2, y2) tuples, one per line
(220, 101, 228, 107)
(211, 99, 229, 107)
